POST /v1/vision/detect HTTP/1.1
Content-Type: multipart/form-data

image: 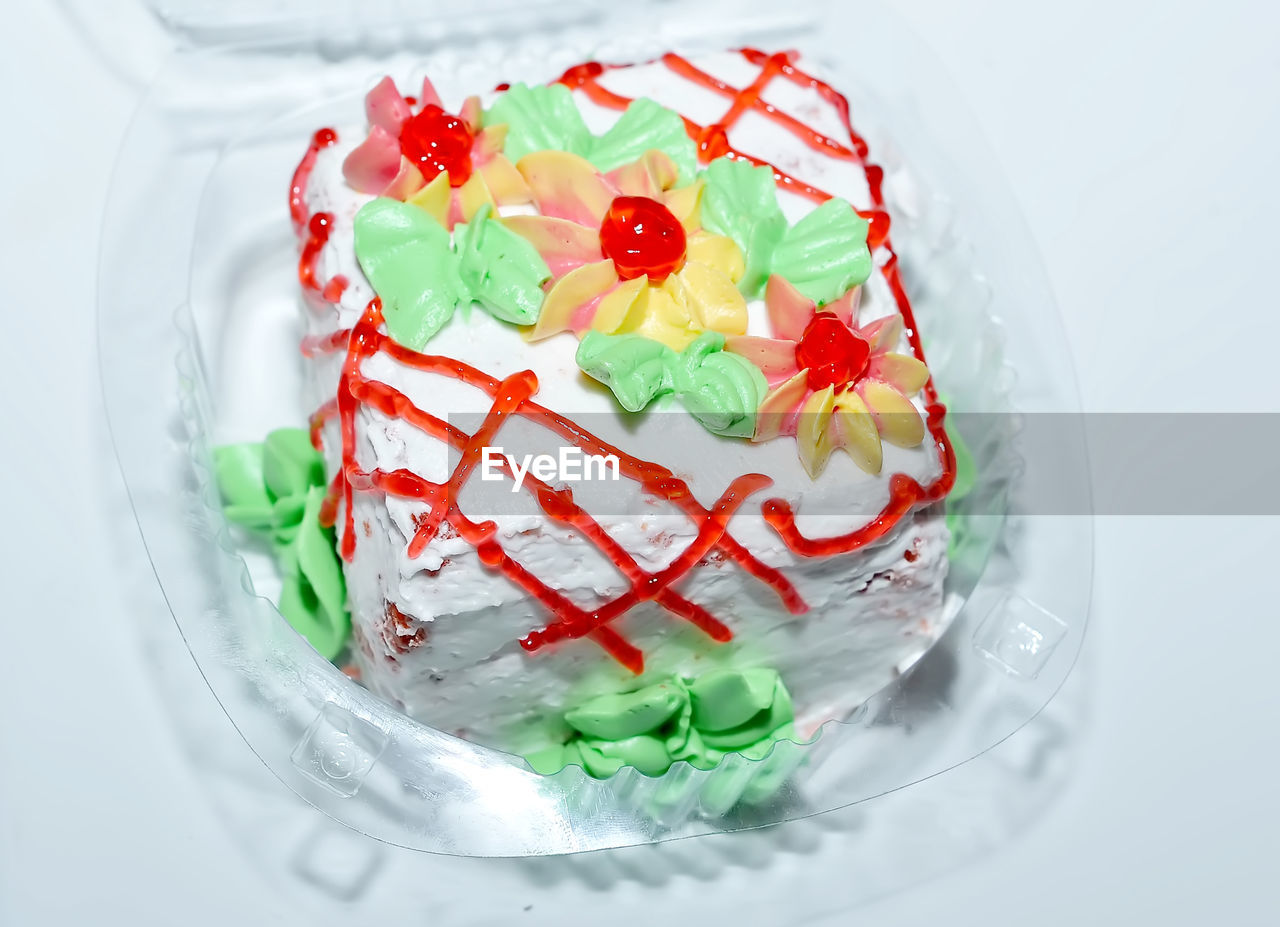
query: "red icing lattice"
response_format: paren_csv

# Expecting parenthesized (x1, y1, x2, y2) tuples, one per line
(293, 49, 956, 672)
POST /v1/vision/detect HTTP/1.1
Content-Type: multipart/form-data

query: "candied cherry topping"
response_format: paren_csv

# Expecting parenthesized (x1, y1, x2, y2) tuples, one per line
(795, 313, 871, 391)
(599, 196, 687, 282)
(398, 104, 474, 187)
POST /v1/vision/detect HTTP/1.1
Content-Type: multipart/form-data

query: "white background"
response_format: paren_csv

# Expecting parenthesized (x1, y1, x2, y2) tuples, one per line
(2, 0, 1278, 924)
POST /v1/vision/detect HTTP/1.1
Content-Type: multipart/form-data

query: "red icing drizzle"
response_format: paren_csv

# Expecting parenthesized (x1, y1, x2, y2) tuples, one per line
(558, 51, 890, 249)
(555, 48, 954, 553)
(289, 127, 337, 231)
(308, 301, 803, 674)
(291, 128, 351, 312)
(292, 49, 958, 670)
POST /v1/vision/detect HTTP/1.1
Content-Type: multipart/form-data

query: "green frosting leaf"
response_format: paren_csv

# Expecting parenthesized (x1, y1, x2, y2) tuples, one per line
(739, 727, 802, 805)
(668, 727, 722, 771)
(213, 443, 274, 531)
(454, 205, 550, 325)
(699, 678, 793, 752)
(583, 734, 674, 777)
(482, 82, 592, 162)
(528, 666, 798, 783)
(940, 397, 979, 561)
(214, 428, 351, 660)
(564, 681, 686, 740)
(701, 157, 788, 298)
(263, 428, 324, 504)
(587, 97, 698, 183)
(701, 157, 873, 305)
(575, 331, 767, 438)
(278, 486, 350, 659)
(524, 742, 572, 776)
(486, 88, 697, 184)
(770, 197, 872, 304)
(688, 668, 780, 732)
(215, 428, 320, 544)
(947, 417, 977, 502)
(574, 330, 671, 412)
(575, 740, 626, 778)
(353, 197, 467, 350)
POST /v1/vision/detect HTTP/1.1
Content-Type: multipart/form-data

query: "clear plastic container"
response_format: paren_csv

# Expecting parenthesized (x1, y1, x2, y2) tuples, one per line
(98, 0, 1091, 858)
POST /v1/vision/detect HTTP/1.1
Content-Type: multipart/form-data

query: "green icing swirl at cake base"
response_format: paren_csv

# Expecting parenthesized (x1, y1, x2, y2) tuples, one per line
(213, 428, 350, 659)
(524, 667, 800, 781)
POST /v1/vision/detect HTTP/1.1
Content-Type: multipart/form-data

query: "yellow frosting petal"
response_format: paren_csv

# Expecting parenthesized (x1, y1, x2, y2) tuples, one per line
(473, 123, 508, 161)
(832, 391, 882, 475)
(871, 353, 930, 395)
(516, 150, 616, 227)
(501, 214, 601, 277)
(671, 261, 748, 336)
(664, 177, 705, 232)
(633, 279, 698, 350)
(456, 171, 496, 224)
(406, 171, 451, 226)
(685, 231, 745, 284)
(589, 276, 649, 335)
(478, 154, 532, 206)
(859, 381, 925, 447)
(610, 150, 680, 198)
(866, 314, 905, 352)
(459, 95, 484, 132)
(796, 386, 837, 479)
(532, 260, 619, 340)
(754, 371, 808, 442)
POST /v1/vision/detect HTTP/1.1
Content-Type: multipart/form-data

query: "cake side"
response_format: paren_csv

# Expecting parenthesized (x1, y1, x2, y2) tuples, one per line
(290, 50, 956, 762)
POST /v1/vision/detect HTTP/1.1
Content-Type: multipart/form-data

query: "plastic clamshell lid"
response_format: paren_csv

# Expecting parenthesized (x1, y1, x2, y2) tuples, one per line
(96, 0, 1092, 856)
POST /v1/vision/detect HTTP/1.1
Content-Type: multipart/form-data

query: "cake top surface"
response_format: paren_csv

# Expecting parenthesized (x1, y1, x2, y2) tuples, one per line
(291, 48, 956, 673)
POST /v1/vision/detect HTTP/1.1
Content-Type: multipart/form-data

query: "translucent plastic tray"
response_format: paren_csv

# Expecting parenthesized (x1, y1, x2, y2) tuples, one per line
(98, 0, 1091, 856)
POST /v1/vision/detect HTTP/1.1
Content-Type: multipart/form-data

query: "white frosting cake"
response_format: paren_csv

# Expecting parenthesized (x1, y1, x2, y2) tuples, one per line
(289, 49, 956, 759)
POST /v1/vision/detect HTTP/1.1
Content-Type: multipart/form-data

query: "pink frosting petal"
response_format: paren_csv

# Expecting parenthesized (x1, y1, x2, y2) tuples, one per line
(382, 158, 427, 200)
(754, 371, 810, 442)
(458, 95, 483, 132)
(825, 285, 862, 328)
(419, 75, 443, 110)
(723, 335, 800, 382)
(342, 125, 404, 193)
(764, 274, 817, 341)
(607, 161, 659, 199)
(502, 215, 602, 278)
(472, 126, 505, 166)
(365, 76, 411, 134)
(859, 314, 905, 353)
(517, 151, 618, 227)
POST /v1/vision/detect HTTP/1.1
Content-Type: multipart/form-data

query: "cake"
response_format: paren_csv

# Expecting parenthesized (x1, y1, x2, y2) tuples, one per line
(220, 48, 956, 777)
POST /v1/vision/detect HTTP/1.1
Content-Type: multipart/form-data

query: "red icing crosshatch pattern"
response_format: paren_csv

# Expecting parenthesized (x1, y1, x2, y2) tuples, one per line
(293, 49, 956, 673)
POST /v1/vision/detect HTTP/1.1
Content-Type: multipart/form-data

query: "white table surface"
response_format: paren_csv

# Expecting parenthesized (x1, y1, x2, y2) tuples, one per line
(2, 0, 1277, 923)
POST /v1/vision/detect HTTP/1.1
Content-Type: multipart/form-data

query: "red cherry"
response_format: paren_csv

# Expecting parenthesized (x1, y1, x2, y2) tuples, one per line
(599, 196, 687, 282)
(795, 313, 870, 390)
(398, 104, 474, 187)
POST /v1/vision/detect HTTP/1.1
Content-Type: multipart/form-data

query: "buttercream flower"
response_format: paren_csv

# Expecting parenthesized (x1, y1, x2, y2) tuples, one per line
(342, 76, 530, 228)
(502, 149, 748, 351)
(726, 276, 931, 477)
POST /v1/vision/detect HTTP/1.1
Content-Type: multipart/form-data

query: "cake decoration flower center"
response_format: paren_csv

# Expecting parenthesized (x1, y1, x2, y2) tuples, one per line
(598, 195, 687, 282)
(795, 313, 870, 390)
(398, 104, 475, 187)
